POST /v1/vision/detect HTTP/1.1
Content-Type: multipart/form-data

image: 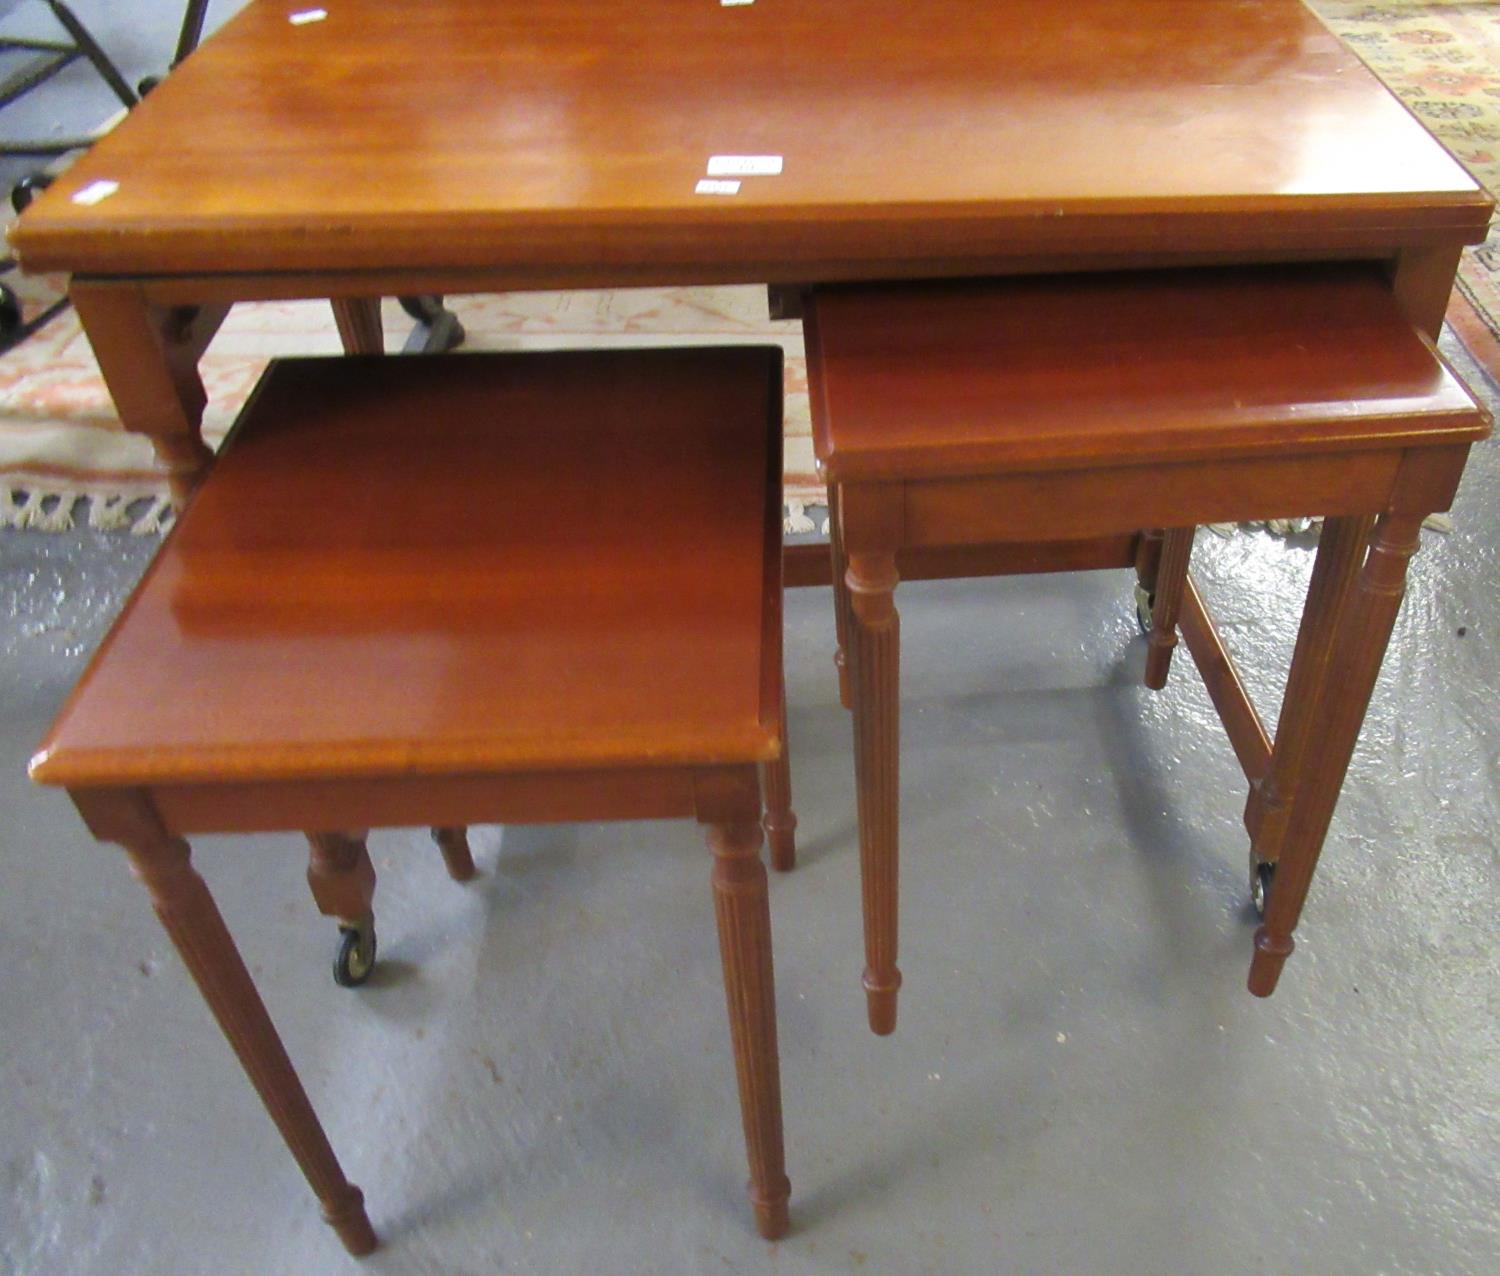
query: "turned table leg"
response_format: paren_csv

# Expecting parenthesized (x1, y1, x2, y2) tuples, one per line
(1145, 527, 1195, 689)
(707, 820, 791, 1239)
(846, 551, 902, 1035)
(762, 674, 798, 872)
(71, 283, 223, 505)
(124, 831, 376, 1255)
(1248, 513, 1422, 997)
(829, 484, 855, 710)
(306, 832, 377, 987)
(432, 826, 477, 881)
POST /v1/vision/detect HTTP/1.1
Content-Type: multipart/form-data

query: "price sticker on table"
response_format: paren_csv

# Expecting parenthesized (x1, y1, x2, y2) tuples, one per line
(707, 155, 783, 177)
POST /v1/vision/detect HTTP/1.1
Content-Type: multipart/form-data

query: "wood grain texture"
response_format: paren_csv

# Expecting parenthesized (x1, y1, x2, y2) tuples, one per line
(30, 348, 786, 787)
(807, 265, 1487, 484)
(11, 0, 1488, 276)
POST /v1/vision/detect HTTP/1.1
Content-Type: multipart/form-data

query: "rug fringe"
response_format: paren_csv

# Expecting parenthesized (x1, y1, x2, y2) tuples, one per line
(1, 485, 173, 535)
(0, 487, 1452, 543)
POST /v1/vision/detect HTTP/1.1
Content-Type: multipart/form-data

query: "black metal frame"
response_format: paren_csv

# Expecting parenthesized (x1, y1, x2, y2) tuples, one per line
(0, 2, 213, 355)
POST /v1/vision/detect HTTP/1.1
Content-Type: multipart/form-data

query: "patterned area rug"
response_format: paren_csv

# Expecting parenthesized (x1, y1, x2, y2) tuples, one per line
(0, 280, 817, 533)
(2, 0, 1496, 532)
(1309, 0, 1500, 377)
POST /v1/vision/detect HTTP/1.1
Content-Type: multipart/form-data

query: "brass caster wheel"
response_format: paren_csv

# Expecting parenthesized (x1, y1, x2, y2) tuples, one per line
(1250, 852, 1276, 918)
(1134, 582, 1155, 635)
(333, 921, 377, 987)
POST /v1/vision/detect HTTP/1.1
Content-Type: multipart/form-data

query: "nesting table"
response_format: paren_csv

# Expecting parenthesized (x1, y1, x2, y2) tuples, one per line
(11, 0, 1494, 1249)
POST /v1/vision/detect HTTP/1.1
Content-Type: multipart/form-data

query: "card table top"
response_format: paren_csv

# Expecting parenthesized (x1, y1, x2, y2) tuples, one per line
(10, 0, 1491, 280)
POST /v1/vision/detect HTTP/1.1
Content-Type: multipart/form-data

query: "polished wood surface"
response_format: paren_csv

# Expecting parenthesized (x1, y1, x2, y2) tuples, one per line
(807, 265, 1487, 484)
(808, 268, 1488, 1026)
(10, 0, 1489, 276)
(32, 348, 786, 787)
(38, 347, 797, 1250)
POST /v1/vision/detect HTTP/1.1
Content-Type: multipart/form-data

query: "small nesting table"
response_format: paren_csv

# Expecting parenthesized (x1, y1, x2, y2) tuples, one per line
(31, 346, 796, 1250)
(805, 264, 1489, 1033)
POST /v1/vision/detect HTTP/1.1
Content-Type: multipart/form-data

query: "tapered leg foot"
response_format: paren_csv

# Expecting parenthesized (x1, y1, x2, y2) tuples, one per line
(432, 826, 477, 881)
(708, 820, 790, 1238)
(322, 1183, 378, 1256)
(752, 1191, 791, 1241)
(862, 969, 902, 1036)
(1248, 927, 1295, 997)
(847, 552, 902, 1034)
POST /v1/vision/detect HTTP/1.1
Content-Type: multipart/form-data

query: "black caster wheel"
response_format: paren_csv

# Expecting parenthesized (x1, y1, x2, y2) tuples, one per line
(1134, 583, 1155, 635)
(333, 922, 377, 987)
(138, 75, 162, 97)
(0, 284, 21, 336)
(1250, 854, 1276, 918)
(11, 172, 53, 215)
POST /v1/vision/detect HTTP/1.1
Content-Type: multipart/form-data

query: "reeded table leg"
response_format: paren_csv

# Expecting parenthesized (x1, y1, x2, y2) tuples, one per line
(1245, 515, 1372, 868)
(762, 673, 798, 872)
(846, 551, 902, 1035)
(432, 826, 477, 881)
(125, 831, 377, 1255)
(708, 820, 790, 1239)
(1145, 527, 1195, 689)
(1249, 513, 1422, 996)
(829, 484, 855, 710)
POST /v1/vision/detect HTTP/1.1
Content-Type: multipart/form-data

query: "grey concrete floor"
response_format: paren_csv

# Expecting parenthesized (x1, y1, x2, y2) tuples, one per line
(3, 3, 1499, 1268)
(1, 330, 1498, 1276)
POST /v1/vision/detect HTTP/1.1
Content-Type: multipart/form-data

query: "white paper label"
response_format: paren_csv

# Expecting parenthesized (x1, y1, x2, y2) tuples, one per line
(71, 179, 119, 206)
(289, 8, 328, 24)
(707, 155, 783, 177)
(695, 179, 742, 196)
